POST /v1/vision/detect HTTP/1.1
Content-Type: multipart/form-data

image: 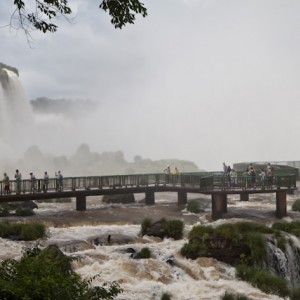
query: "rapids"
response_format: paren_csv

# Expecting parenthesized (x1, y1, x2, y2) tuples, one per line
(1, 192, 300, 300)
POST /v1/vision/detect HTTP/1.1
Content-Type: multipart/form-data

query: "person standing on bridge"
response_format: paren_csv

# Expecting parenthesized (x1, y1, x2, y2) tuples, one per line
(14, 169, 22, 194)
(30, 172, 36, 193)
(43, 171, 49, 192)
(3, 173, 10, 194)
(57, 170, 63, 191)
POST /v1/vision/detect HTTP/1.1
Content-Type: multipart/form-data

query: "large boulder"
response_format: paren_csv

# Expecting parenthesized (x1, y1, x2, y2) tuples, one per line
(102, 194, 135, 204)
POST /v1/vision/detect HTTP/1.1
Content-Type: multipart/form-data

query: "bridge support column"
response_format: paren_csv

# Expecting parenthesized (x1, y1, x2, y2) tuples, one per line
(276, 191, 287, 218)
(76, 195, 86, 211)
(145, 190, 155, 205)
(177, 190, 187, 205)
(212, 193, 227, 220)
(240, 193, 249, 201)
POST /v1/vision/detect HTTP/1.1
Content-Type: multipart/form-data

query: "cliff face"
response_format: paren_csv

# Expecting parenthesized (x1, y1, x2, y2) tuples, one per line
(0, 63, 19, 90)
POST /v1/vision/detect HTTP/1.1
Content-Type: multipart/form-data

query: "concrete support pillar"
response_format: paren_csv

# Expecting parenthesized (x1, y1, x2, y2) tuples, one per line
(240, 193, 249, 201)
(145, 190, 155, 205)
(177, 190, 187, 205)
(76, 195, 86, 211)
(212, 193, 227, 220)
(276, 191, 287, 218)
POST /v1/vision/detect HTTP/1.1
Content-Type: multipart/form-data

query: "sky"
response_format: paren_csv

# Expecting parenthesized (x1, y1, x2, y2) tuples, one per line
(1, 0, 300, 171)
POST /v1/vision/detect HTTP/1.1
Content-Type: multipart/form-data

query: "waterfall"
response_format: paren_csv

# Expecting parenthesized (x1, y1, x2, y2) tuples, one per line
(265, 233, 300, 288)
(0, 68, 34, 156)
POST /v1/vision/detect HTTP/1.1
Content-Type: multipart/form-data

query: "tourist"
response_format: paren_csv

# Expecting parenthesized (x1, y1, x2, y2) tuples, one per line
(249, 166, 256, 188)
(164, 166, 171, 183)
(30, 172, 36, 193)
(266, 163, 273, 186)
(57, 170, 63, 191)
(223, 162, 228, 175)
(3, 172, 10, 194)
(14, 169, 22, 194)
(43, 171, 49, 192)
(259, 168, 266, 188)
(230, 169, 237, 187)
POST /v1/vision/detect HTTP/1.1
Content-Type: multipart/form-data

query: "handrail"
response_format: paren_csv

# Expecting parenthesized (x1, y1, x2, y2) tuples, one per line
(0, 173, 296, 196)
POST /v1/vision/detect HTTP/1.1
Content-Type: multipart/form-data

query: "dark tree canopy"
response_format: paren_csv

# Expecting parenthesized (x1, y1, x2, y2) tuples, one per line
(11, 0, 147, 34)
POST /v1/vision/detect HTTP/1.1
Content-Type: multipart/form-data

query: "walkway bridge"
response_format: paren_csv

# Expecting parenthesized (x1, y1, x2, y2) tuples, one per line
(0, 172, 297, 220)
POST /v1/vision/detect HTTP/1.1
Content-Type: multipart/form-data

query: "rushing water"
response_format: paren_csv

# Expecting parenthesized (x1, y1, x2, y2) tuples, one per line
(1, 192, 299, 300)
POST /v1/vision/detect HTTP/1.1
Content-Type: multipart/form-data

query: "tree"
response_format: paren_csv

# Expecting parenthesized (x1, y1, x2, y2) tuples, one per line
(10, 0, 147, 34)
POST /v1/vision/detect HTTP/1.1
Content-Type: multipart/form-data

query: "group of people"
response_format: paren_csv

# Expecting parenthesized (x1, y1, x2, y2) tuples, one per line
(2, 170, 64, 194)
(223, 162, 274, 188)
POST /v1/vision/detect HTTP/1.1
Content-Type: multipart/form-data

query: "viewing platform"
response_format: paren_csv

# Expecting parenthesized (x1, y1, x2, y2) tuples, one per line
(0, 172, 297, 220)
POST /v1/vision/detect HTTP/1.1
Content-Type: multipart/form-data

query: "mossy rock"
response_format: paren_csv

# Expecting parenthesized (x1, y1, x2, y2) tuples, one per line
(102, 194, 135, 204)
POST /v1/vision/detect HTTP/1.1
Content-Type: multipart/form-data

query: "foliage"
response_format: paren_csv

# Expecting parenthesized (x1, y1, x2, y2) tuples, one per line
(141, 218, 152, 236)
(221, 291, 253, 300)
(0, 220, 47, 240)
(182, 222, 268, 264)
(290, 286, 300, 300)
(291, 199, 300, 211)
(272, 221, 300, 237)
(0, 204, 10, 217)
(10, 0, 147, 35)
(139, 247, 151, 259)
(163, 219, 184, 240)
(186, 200, 204, 214)
(100, 0, 147, 29)
(161, 292, 172, 300)
(236, 265, 289, 298)
(0, 245, 123, 299)
(15, 207, 35, 216)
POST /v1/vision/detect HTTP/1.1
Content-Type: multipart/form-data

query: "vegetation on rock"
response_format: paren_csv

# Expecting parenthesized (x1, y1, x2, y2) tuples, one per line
(0, 245, 123, 299)
(140, 218, 184, 240)
(0, 221, 47, 241)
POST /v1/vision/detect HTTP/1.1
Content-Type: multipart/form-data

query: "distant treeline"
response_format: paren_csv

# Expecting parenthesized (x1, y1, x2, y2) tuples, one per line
(30, 97, 97, 115)
(1, 143, 200, 178)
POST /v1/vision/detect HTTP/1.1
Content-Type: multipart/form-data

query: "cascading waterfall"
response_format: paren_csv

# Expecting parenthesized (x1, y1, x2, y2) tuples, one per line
(0, 66, 34, 156)
(265, 233, 300, 288)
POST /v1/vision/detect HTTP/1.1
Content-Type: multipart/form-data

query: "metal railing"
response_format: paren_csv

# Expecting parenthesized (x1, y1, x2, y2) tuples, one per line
(0, 172, 296, 196)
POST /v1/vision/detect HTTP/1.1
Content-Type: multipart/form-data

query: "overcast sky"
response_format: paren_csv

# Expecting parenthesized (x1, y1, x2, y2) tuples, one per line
(1, 0, 300, 171)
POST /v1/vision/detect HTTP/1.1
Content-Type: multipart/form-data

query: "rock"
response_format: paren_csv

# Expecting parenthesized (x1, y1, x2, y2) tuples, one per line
(144, 219, 167, 239)
(102, 194, 135, 204)
(7, 201, 38, 210)
(45, 240, 95, 253)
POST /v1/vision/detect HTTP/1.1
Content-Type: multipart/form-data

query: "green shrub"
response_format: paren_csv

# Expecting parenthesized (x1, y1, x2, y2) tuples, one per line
(180, 241, 207, 260)
(236, 265, 289, 298)
(221, 291, 253, 300)
(186, 200, 203, 213)
(141, 218, 152, 236)
(140, 247, 151, 258)
(0, 221, 47, 241)
(161, 292, 172, 300)
(15, 207, 35, 216)
(20, 223, 48, 241)
(0, 204, 10, 217)
(0, 245, 123, 300)
(272, 221, 300, 237)
(292, 199, 300, 211)
(163, 220, 184, 240)
(290, 286, 300, 300)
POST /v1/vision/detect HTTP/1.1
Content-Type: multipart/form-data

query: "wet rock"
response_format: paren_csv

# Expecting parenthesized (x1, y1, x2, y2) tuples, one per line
(102, 194, 135, 204)
(45, 240, 95, 253)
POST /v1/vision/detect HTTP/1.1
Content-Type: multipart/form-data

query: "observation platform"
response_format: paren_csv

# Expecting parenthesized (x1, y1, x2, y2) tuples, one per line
(0, 172, 297, 220)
